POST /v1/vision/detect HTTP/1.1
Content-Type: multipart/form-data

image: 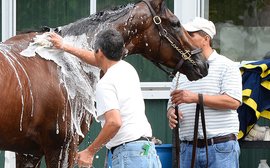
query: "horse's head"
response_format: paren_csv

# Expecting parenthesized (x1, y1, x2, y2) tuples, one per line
(120, 0, 209, 81)
(58, 0, 208, 80)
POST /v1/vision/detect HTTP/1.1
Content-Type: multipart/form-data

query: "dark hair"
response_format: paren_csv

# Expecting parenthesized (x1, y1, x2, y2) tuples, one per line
(94, 28, 124, 61)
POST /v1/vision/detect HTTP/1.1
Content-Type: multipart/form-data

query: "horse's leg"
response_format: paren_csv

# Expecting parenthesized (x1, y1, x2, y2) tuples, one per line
(66, 134, 80, 167)
(44, 134, 79, 168)
(16, 153, 42, 168)
(43, 149, 62, 168)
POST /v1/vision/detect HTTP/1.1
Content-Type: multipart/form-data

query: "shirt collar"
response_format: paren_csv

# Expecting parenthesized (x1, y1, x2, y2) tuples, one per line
(207, 49, 218, 63)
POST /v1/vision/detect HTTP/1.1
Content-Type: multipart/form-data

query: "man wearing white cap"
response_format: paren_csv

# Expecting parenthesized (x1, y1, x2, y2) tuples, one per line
(167, 17, 242, 168)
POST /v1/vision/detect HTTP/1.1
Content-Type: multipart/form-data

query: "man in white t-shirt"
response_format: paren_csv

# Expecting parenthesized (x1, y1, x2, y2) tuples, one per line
(49, 28, 161, 167)
(167, 17, 242, 168)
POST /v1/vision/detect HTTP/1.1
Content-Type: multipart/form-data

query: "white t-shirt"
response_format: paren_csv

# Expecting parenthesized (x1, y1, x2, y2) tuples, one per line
(96, 60, 152, 149)
(168, 50, 242, 141)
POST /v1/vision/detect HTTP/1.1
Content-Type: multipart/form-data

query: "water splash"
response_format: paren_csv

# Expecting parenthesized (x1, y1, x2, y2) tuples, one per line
(0, 45, 25, 131)
(7, 51, 35, 117)
(56, 112, 59, 134)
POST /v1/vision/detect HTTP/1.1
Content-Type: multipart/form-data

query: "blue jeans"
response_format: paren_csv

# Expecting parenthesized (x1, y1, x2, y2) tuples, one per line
(111, 141, 162, 168)
(180, 140, 240, 168)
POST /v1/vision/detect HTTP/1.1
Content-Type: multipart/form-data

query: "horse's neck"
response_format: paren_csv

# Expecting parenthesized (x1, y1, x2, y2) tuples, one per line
(60, 3, 138, 51)
(61, 3, 134, 36)
(61, 21, 137, 54)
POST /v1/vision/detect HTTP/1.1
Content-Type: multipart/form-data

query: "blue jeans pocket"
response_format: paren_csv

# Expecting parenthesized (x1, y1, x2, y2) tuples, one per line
(125, 154, 145, 167)
(112, 154, 120, 167)
(180, 143, 188, 155)
(214, 141, 234, 153)
(111, 142, 161, 168)
(211, 141, 240, 168)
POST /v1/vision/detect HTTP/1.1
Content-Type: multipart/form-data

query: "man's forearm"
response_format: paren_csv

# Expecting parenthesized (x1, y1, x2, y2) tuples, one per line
(203, 94, 240, 110)
(86, 121, 120, 154)
(62, 44, 97, 66)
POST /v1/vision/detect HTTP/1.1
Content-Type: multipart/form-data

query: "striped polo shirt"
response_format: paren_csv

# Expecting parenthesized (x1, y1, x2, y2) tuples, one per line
(168, 50, 242, 141)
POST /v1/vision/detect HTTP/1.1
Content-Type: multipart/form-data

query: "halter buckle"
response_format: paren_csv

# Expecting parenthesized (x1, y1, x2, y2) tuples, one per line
(153, 16, 161, 25)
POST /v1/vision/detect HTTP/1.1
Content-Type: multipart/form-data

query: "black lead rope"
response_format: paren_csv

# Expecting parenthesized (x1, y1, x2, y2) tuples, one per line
(173, 106, 180, 168)
(191, 94, 208, 168)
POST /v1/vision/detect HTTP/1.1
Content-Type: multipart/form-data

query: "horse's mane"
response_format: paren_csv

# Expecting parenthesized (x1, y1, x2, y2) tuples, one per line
(61, 3, 136, 36)
(17, 26, 52, 34)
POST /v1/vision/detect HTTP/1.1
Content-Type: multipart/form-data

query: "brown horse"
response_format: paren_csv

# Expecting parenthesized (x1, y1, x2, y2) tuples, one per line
(0, 0, 208, 167)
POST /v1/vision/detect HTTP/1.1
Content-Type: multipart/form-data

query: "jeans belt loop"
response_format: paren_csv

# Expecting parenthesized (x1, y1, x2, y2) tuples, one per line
(210, 138, 214, 145)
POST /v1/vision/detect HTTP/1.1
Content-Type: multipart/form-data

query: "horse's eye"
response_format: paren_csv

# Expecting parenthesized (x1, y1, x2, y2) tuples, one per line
(172, 21, 181, 28)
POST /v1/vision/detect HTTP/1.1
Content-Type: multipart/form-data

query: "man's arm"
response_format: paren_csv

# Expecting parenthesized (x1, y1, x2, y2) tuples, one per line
(86, 109, 121, 153)
(76, 109, 121, 167)
(201, 93, 240, 110)
(171, 89, 241, 110)
(49, 32, 97, 66)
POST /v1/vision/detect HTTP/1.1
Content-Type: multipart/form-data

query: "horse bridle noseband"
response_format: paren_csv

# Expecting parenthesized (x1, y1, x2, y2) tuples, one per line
(142, 0, 202, 78)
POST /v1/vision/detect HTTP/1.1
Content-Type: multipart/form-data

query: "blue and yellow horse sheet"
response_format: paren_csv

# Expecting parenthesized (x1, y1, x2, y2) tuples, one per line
(238, 59, 270, 139)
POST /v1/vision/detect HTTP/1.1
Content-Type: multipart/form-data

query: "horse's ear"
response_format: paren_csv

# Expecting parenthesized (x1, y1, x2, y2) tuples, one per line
(41, 26, 51, 32)
(148, 0, 164, 4)
(148, 0, 165, 13)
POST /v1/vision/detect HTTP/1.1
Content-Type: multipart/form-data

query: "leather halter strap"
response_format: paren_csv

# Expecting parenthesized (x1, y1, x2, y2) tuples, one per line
(191, 94, 208, 168)
(141, 0, 202, 78)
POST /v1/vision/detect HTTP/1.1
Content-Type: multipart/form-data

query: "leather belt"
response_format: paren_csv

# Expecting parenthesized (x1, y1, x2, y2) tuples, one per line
(110, 136, 152, 154)
(182, 133, 237, 148)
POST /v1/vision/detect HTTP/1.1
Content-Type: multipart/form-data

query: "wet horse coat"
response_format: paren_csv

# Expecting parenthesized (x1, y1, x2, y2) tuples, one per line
(0, 0, 208, 167)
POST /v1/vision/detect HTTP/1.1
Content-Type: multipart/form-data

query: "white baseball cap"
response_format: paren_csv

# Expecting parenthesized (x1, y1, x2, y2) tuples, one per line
(183, 17, 216, 39)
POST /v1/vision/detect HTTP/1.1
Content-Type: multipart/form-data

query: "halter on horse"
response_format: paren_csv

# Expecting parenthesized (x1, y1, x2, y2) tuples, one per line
(0, 0, 208, 167)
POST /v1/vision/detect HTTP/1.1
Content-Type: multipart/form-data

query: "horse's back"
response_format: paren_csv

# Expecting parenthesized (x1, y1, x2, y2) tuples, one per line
(0, 32, 67, 154)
